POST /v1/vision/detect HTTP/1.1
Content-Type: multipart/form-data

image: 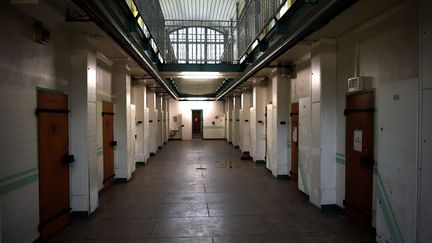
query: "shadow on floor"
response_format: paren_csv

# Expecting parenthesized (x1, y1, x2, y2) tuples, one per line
(48, 140, 375, 243)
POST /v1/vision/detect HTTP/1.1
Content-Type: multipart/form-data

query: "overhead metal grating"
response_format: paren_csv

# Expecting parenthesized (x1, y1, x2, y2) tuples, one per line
(159, 0, 236, 21)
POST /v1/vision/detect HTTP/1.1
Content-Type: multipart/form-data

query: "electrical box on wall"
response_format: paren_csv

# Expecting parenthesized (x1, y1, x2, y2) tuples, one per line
(347, 77, 364, 93)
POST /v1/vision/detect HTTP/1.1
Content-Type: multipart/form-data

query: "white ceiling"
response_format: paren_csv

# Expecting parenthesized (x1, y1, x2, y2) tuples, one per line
(159, 0, 236, 21)
(305, 0, 402, 41)
(176, 78, 224, 95)
(161, 71, 241, 95)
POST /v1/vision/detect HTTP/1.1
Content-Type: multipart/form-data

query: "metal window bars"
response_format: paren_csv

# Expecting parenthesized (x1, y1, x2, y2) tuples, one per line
(164, 20, 238, 64)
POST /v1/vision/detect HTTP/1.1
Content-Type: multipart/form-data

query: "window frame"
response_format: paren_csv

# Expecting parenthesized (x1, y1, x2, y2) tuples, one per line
(169, 27, 225, 64)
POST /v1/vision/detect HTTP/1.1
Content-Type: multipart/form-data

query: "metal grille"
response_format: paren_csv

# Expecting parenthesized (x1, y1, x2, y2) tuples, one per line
(164, 20, 238, 64)
(159, 0, 236, 21)
(134, 0, 166, 54)
(128, 0, 288, 64)
(237, 0, 285, 58)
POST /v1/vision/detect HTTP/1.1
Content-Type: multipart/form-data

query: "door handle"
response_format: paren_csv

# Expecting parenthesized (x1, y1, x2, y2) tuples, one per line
(111, 141, 117, 147)
(63, 154, 75, 164)
(360, 156, 374, 167)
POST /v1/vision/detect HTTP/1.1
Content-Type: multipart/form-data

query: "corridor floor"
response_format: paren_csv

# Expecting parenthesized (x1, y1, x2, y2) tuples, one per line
(49, 140, 375, 243)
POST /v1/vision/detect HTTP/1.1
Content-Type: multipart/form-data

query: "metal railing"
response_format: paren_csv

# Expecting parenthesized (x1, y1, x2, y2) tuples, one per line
(125, 0, 293, 65)
(133, 0, 166, 57)
(237, 0, 286, 59)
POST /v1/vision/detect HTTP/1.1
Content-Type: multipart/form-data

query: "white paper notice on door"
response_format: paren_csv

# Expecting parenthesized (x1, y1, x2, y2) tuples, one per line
(354, 129, 362, 152)
(292, 127, 298, 142)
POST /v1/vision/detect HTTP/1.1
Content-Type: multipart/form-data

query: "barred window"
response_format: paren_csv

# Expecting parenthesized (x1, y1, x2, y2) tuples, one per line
(169, 27, 225, 64)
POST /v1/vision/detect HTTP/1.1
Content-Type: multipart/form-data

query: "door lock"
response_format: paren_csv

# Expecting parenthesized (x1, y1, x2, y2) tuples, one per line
(63, 154, 75, 164)
(360, 156, 374, 167)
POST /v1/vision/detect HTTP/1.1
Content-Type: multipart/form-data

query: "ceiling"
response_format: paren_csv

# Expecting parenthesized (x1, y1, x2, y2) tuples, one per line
(160, 71, 241, 96)
(34, 0, 404, 100)
(159, 0, 236, 21)
(222, 0, 405, 98)
(175, 78, 223, 95)
(305, 0, 402, 41)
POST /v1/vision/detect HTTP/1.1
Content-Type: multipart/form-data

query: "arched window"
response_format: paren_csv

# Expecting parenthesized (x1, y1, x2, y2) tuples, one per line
(169, 27, 225, 64)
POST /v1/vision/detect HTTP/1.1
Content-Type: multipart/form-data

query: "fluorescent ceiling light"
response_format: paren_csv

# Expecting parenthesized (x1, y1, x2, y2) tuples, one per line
(276, 1, 291, 20)
(250, 40, 259, 51)
(180, 72, 221, 80)
(157, 53, 164, 63)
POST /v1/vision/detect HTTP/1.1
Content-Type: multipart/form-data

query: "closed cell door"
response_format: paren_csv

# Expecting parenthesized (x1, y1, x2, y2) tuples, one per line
(102, 102, 115, 189)
(192, 110, 202, 138)
(265, 104, 273, 171)
(37, 90, 70, 240)
(290, 103, 299, 185)
(345, 92, 374, 227)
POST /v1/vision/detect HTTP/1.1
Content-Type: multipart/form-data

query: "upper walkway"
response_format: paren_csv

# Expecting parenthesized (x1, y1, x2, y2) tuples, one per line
(48, 140, 374, 242)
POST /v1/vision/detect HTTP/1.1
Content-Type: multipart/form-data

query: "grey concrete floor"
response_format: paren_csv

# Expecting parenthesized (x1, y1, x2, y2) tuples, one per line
(48, 140, 375, 243)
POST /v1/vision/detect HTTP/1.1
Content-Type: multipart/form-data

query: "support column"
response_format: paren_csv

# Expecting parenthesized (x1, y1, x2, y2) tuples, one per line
(307, 39, 337, 207)
(226, 97, 233, 143)
(112, 59, 133, 180)
(232, 95, 241, 148)
(270, 68, 291, 177)
(224, 98, 228, 141)
(163, 96, 169, 143)
(252, 78, 268, 162)
(240, 89, 252, 159)
(132, 81, 147, 163)
(147, 88, 157, 155)
(70, 35, 98, 213)
(156, 94, 163, 149)
(419, 0, 432, 240)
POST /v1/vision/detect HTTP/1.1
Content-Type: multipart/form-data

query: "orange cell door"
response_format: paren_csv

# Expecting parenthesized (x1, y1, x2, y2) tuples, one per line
(102, 102, 115, 189)
(37, 90, 70, 240)
(290, 103, 299, 185)
(345, 92, 374, 227)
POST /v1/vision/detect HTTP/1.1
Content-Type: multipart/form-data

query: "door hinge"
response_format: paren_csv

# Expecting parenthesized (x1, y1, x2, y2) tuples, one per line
(63, 154, 75, 164)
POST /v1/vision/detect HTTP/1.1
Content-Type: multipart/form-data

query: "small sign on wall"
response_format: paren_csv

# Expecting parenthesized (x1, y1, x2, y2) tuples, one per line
(348, 77, 364, 93)
(292, 127, 298, 142)
(354, 129, 363, 152)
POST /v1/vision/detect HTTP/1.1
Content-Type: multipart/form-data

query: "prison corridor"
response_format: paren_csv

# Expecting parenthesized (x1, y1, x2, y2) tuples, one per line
(47, 140, 374, 243)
